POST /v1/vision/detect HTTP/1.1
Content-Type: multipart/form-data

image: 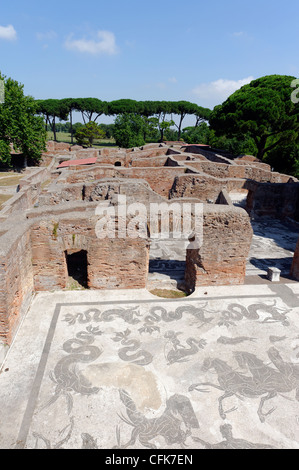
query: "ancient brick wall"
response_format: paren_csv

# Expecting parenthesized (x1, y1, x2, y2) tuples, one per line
(169, 174, 245, 203)
(246, 182, 299, 219)
(185, 161, 246, 179)
(184, 205, 253, 290)
(183, 146, 232, 164)
(116, 167, 187, 197)
(270, 172, 296, 183)
(62, 166, 119, 184)
(30, 211, 150, 292)
(85, 179, 167, 205)
(128, 148, 168, 159)
(244, 166, 272, 182)
(130, 156, 169, 167)
(0, 224, 34, 344)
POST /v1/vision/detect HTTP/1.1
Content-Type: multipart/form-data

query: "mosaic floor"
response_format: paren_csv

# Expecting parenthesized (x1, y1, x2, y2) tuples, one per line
(1, 284, 299, 449)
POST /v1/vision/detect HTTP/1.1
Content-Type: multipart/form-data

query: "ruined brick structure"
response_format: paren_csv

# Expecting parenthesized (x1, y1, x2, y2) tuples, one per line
(1, 140, 298, 349)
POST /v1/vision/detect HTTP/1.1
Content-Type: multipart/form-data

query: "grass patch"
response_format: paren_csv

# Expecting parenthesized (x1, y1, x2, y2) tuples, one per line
(46, 131, 117, 148)
(0, 171, 21, 177)
(150, 288, 188, 298)
(0, 175, 24, 187)
(0, 194, 12, 210)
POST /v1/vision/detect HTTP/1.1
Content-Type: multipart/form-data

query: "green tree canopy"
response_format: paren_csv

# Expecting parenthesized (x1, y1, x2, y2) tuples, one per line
(112, 113, 146, 148)
(0, 73, 46, 166)
(75, 121, 106, 147)
(194, 106, 212, 127)
(36, 98, 69, 141)
(72, 98, 107, 124)
(148, 116, 175, 142)
(98, 123, 115, 139)
(182, 122, 210, 144)
(107, 99, 142, 116)
(170, 101, 202, 139)
(209, 75, 299, 159)
(59, 98, 78, 143)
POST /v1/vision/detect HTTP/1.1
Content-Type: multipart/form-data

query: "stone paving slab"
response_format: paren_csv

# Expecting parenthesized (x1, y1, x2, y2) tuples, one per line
(1, 285, 299, 449)
(147, 218, 299, 289)
(246, 217, 299, 277)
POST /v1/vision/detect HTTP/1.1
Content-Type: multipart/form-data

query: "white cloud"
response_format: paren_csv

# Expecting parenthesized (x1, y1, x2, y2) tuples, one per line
(232, 31, 245, 37)
(168, 77, 177, 83)
(0, 24, 17, 41)
(125, 39, 135, 48)
(231, 31, 253, 41)
(65, 30, 118, 55)
(36, 30, 57, 41)
(192, 76, 254, 107)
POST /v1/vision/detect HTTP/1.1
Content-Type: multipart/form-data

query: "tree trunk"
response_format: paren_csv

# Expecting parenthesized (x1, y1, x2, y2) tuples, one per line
(52, 117, 57, 142)
(160, 128, 164, 142)
(177, 114, 184, 140)
(256, 135, 268, 160)
(195, 117, 203, 127)
(70, 110, 73, 144)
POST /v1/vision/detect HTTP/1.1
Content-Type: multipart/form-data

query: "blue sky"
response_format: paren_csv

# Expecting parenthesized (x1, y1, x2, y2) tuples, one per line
(0, 0, 298, 124)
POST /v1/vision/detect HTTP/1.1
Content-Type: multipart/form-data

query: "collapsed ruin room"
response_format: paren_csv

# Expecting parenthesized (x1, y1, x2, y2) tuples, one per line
(1, 140, 299, 351)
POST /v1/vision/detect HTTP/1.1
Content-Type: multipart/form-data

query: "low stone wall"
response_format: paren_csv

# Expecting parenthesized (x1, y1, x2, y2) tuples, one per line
(185, 161, 247, 179)
(216, 189, 233, 205)
(169, 174, 245, 203)
(183, 146, 233, 164)
(0, 184, 39, 218)
(246, 181, 299, 219)
(128, 147, 168, 159)
(85, 178, 167, 205)
(60, 166, 120, 184)
(184, 205, 253, 290)
(18, 167, 51, 189)
(38, 176, 168, 206)
(130, 156, 169, 167)
(0, 162, 56, 219)
(40, 141, 101, 166)
(97, 154, 128, 166)
(117, 167, 187, 198)
(38, 183, 84, 205)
